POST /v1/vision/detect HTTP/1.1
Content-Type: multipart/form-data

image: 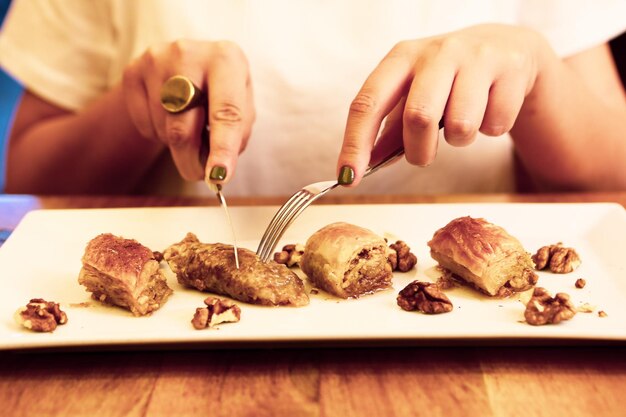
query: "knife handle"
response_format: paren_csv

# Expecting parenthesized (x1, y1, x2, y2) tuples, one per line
(199, 125, 210, 167)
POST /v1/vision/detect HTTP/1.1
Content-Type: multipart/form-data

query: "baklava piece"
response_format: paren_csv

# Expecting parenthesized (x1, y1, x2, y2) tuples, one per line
(428, 216, 538, 297)
(164, 233, 309, 307)
(78, 233, 172, 316)
(300, 222, 393, 298)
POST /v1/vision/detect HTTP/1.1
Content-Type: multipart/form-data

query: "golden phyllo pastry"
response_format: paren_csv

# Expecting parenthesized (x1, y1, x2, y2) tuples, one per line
(428, 217, 537, 297)
(300, 222, 393, 298)
(78, 233, 172, 316)
(164, 233, 309, 307)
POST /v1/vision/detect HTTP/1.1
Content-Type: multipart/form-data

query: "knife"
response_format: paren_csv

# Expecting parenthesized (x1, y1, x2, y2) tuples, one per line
(207, 180, 240, 269)
(200, 125, 240, 270)
(161, 75, 240, 269)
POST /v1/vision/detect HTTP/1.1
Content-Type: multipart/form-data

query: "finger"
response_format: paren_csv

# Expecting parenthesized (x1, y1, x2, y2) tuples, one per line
(403, 52, 457, 166)
(132, 47, 207, 180)
(338, 42, 417, 186)
(237, 79, 256, 154)
(480, 75, 526, 137)
(138, 53, 170, 146)
(204, 44, 251, 185)
(122, 62, 157, 140)
(161, 72, 206, 180)
(442, 66, 491, 147)
(369, 99, 405, 167)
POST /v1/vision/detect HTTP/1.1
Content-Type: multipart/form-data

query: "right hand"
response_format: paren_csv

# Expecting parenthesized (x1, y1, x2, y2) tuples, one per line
(122, 40, 255, 184)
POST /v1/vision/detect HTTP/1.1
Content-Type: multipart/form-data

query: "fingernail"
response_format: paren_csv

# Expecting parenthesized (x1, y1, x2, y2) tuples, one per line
(338, 165, 355, 185)
(209, 165, 227, 181)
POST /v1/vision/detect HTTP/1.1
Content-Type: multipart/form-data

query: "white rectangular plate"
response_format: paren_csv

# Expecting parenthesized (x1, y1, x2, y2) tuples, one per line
(1, 203, 625, 350)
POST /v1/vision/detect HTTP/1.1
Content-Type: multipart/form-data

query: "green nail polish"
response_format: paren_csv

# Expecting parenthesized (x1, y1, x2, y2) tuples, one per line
(209, 165, 227, 181)
(338, 165, 355, 185)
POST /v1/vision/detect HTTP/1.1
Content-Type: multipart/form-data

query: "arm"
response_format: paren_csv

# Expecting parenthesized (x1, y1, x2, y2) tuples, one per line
(511, 42, 626, 190)
(4, 40, 254, 195)
(5, 86, 164, 194)
(337, 24, 626, 192)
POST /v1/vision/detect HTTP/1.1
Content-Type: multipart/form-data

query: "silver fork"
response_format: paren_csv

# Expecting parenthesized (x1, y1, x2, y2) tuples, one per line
(256, 146, 406, 262)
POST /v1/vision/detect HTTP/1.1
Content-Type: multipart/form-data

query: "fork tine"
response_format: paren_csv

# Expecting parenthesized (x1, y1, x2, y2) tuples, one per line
(258, 192, 314, 262)
(258, 192, 312, 262)
(256, 191, 302, 255)
(256, 190, 310, 259)
(257, 146, 407, 262)
(257, 181, 340, 262)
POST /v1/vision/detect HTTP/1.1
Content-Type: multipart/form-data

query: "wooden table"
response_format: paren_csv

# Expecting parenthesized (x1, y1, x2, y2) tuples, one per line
(1, 193, 625, 417)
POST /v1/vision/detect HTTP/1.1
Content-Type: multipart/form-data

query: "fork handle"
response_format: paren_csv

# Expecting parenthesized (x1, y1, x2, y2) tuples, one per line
(363, 147, 405, 178)
(364, 118, 443, 178)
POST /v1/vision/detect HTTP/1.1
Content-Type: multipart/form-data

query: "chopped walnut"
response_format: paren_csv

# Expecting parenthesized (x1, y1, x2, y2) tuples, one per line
(523, 287, 576, 326)
(397, 281, 453, 314)
(387, 240, 418, 272)
(191, 296, 241, 329)
(577, 303, 596, 313)
(14, 298, 68, 332)
(598, 310, 608, 318)
(532, 243, 581, 273)
(153, 251, 164, 262)
(575, 278, 586, 289)
(273, 243, 305, 267)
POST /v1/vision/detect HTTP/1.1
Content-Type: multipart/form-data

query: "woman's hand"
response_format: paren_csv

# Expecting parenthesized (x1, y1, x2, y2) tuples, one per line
(337, 24, 552, 185)
(122, 39, 255, 184)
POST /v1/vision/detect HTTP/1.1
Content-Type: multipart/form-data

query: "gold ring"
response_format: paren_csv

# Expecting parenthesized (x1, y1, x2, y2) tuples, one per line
(160, 75, 204, 113)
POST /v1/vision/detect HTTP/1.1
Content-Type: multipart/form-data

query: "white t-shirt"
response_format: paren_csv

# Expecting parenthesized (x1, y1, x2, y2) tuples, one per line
(1, 0, 625, 196)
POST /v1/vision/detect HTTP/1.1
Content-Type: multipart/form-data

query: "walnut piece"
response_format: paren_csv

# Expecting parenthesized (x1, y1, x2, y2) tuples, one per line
(532, 243, 581, 273)
(575, 278, 586, 289)
(152, 251, 164, 262)
(397, 281, 453, 314)
(273, 243, 305, 267)
(14, 298, 68, 332)
(523, 287, 576, 326)
(191, 296, 241, 329)
(387, 240, 418, 272)
(598, 310, 608, 318)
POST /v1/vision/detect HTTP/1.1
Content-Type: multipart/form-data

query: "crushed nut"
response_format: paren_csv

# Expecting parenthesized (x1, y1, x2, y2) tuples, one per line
(14, 298, 68, 332)
(153, 251, 164, 262)
(387, 241, 418, 272)
(397, 281, 453, 314)
(437, 272, 461, 291)
(523, 287, 576, 326)
(575, 278, 586, 289)
(577, 303, 596, 313)
(273, 243, 305, 267)
(532, 243, 581, 273)
(598, 310, 608, 318)
(191, 296, 241, 329)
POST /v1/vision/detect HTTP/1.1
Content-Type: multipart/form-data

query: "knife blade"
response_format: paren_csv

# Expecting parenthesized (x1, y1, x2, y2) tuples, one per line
(207, 181, 240, 269)
(200, 127, 240, 269)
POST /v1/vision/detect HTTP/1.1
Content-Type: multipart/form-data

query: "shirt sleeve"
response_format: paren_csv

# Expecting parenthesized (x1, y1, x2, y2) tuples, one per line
(0, 0, 115, 110)
(518, 0, 626, 57)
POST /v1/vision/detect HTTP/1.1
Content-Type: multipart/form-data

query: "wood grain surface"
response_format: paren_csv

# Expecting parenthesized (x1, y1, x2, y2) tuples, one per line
(1, 193, 625, 417)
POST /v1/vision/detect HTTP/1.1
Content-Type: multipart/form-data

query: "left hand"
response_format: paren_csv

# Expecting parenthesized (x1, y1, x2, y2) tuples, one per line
(337, 24, 551, 185)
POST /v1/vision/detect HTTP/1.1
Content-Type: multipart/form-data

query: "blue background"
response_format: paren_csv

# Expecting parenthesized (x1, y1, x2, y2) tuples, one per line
(0, 0, 22, 192)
